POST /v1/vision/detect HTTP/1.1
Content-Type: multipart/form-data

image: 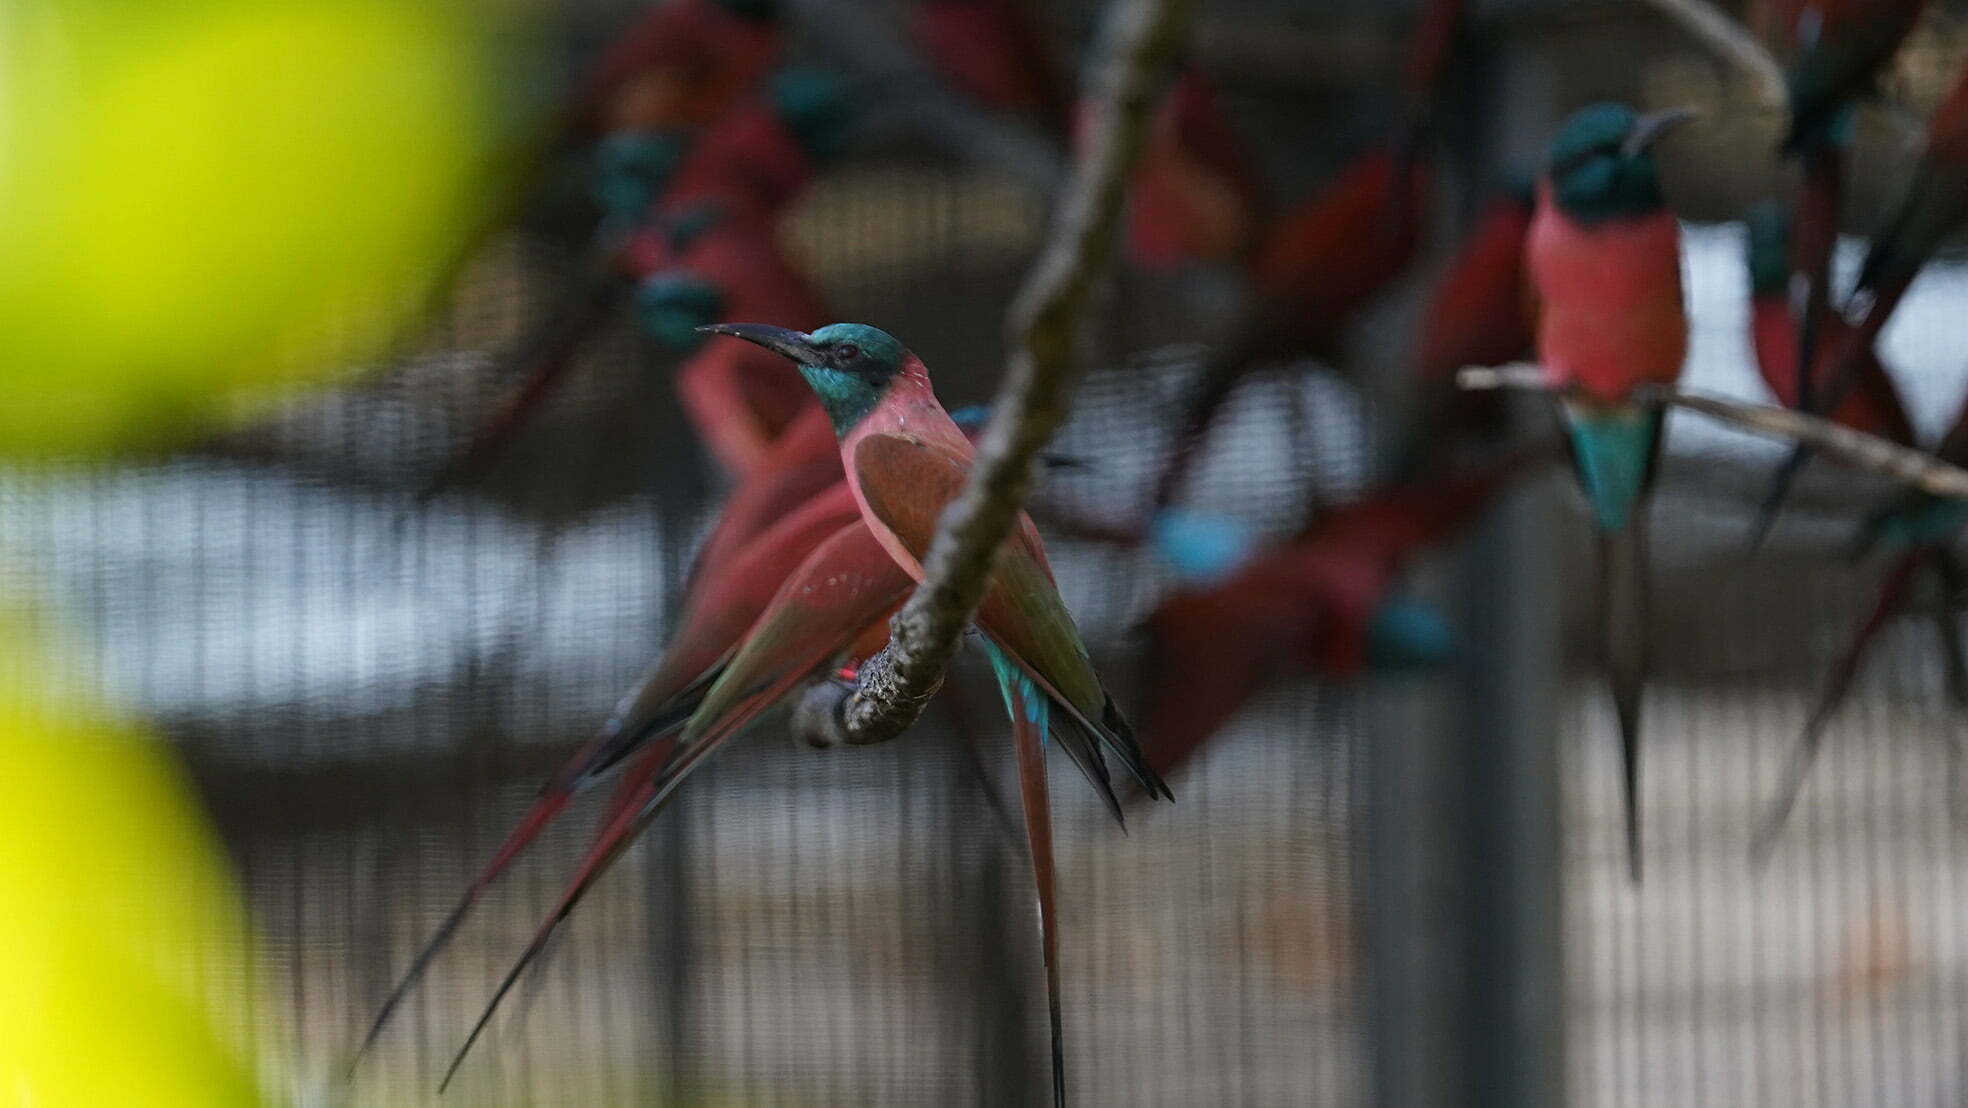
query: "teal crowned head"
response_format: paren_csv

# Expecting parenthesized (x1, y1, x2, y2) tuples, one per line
(698, 321, 907, 433)
(1546, 102, 1693, 224)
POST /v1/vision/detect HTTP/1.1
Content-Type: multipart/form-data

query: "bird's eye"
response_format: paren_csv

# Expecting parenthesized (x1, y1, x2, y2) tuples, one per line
(834, 343, 861, 364)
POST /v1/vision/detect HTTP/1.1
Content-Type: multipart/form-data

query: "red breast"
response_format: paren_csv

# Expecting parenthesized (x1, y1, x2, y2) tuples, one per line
(1527, 182, 1687, 401)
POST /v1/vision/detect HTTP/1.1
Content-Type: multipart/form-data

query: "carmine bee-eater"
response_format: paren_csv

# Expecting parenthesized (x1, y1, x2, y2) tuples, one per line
(413, 201, 817, 501)
(1139, 450, 1543, 781)
(1777, 0, 1929, 154)
(1529, 102, 1695, 882)
(358, 403, 1066, 1065)
(704, 322, 1170, 808)
(1754, 396, 1968, 855)
(418, 62, 850, 500)
(437, 409, 1116, 1098)
(1746, 0, 1927, 538)
(1127, 70, 1269, 270)
(1757, 58, 1968, 530)
(632, 206, 833, 475)
(1396, 183, 1537, 475)
(1145, 0, 1464, 514)
(697, 321, 1171, 1103)
(1149, 147, 1432, 513)
(1744, 202, 1914, 443)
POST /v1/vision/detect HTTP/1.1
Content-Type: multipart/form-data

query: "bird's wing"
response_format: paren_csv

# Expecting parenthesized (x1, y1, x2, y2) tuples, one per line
(1138, 579, 1306, 783)
(853, 431, 1170, 805)
(681, 522, 912, 740)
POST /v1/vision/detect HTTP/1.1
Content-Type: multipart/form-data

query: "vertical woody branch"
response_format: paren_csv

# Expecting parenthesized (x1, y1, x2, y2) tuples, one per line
(796, 0, 1194, 748)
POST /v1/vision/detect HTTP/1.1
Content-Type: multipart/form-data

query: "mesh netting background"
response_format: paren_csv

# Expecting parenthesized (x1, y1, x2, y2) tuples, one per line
(5, 2, 1968, 1105)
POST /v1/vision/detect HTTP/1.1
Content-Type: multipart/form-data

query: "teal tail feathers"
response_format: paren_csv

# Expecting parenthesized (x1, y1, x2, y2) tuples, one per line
(1563, 403, 1661, 535)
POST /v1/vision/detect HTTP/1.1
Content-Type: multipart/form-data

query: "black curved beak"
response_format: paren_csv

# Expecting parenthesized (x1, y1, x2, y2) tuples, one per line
(697, 322, 823, 366)
(1622, 107, 1698, 157)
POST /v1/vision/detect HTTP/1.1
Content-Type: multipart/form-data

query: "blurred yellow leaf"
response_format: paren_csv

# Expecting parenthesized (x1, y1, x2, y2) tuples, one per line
(0, 0, 510, 455)
(0, 624, 267, 1104)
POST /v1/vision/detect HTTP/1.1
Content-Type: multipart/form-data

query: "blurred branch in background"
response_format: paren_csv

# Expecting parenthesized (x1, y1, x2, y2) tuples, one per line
(1636, 0, 1785, 112)
(794, 0, 1194, 749)
(1460, 363, 1968, 497)
(788, 0, 1067, 192)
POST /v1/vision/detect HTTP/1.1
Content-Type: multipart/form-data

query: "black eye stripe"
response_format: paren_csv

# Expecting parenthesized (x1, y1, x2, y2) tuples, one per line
(835, 343, 860, 363)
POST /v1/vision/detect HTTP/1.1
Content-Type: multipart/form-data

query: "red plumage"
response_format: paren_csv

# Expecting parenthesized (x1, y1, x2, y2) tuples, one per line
(563, 0, 780, 139)
(1811, 62, 1968, 419)
(1527, 182, 1686, 401)
(1127, 70, 1268, 269)
(1140, 452, 1542, 780)
(1250, 148, 1431, 355)
(1397, 0, 1466, 140)
(1405, 188, 1535, 454)
(1750, 293, 1914, 442)
(657, 94, 825, 224)
(911, 0, 1072, 131)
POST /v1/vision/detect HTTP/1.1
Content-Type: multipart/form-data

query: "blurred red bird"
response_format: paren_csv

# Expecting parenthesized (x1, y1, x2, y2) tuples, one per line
(1139, 451, 1542, 782)
(1743, 201, 1914, 443)
(434, 514, 915, 1092)
(1758, 56, 1968, 531)
(1127, 70, 1268, 270)
(911, 0, 1073, 131)
(1396, 183, 1537, 474)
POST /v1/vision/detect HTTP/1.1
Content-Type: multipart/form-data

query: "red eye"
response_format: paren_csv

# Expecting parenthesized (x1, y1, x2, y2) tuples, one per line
(835, 344, 861, 362)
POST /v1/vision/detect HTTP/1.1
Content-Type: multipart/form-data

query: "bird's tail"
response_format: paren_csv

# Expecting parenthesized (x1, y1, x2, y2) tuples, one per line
(1930, 551, 1968, 812)
(986, 643, 1069, 1106)
(1597, 524, 1651, 884)
(1752, 549, 1926, 863)
(1749, 147, 1841, 546)
(1562, 402, 1660, 536)
(1567, 400, 1663, 881)
(438, 683, 780, 1093)
(1756, 262, 1920, 541)
(351, 671, 712, 1069)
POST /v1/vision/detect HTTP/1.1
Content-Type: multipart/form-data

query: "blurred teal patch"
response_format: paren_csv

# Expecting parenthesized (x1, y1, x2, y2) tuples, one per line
(1872, 498, 1968, 550)
(1367, 595, 1455, 671)
(770, 67, 853, 163)
(594, 130, 688, 228)
(1564, 406, 1656, 533)
(635, 273, 725, 351)
(983, 641, 1049, 734)
(1151, 510, 1256, 584)
(665, 203, 725, 253)
(1744, 200, 1791, 296)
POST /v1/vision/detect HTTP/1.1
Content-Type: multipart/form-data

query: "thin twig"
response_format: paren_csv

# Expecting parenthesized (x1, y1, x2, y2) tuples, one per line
(787, 0, 1068, 193)
(1634, 0, 1787, 113)
(1660, 391, 1968, 498)
(1455, 363, 1968, 499)
(794, 0, 1194, 748)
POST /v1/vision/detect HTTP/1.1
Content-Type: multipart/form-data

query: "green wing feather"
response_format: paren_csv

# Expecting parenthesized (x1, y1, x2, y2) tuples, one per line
(853, 432, 1170, 803)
